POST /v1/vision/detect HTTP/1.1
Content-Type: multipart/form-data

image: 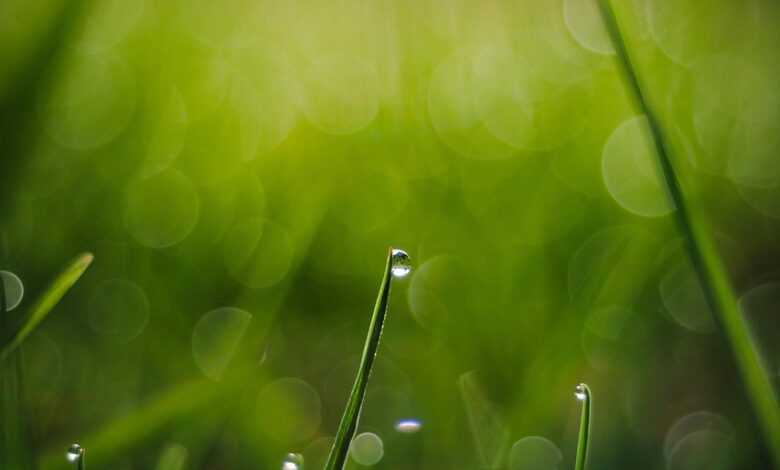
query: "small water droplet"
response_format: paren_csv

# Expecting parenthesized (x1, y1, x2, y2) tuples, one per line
(395, 419, 422, 433)
(390, 248, 411, 278)
(66, 443, 83, 463)
(574, 383, 588, 401)
(281, 452, 304, 470)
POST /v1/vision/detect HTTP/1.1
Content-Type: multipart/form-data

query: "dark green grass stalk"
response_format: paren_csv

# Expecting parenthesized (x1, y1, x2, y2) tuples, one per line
(1, 268, 29, 469)
(597, 1, 780, 466)
(1, 254, 92, 469)
(323, 248, 399, 470)
(574, 384, 591, 470)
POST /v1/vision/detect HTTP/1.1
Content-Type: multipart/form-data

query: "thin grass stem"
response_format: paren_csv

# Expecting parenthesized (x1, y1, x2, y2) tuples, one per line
(574, 383, 591, 470)
(596, 1, 780, 466)
(323, 248, 409, 470)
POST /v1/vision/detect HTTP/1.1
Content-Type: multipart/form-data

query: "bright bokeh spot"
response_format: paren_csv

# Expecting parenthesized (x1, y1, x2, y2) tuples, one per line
(508, 436, 563, 470)
(660, 258, 714, 333)
(563, 0, 614, 55)
(191, 307, 252, 381)
(349, 432, 384, 466)
(222, 218, 293, 289)
(602, 115, 675, 217)
(124, 170, 200, 248)
(301, 55, 379, 135)
(43, 52, 136, 150)
(88, 279, 150, 343)
(428, 51, 516, 160)
(0, 270, 24, 311)
(473, 47, 592, 151)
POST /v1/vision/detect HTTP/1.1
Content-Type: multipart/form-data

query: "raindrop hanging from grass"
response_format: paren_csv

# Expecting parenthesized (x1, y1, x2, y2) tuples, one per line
(323, 248, 411, 470)
(66, 443, 85, 470)
(390, 249, 411, 278)
(574, 383, 591, 470)
(281, 452, 304, 470)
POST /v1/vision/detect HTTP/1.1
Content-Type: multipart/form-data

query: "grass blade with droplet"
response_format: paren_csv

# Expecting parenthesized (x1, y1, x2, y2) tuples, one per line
(323, 248, 406, 470)
(574, 383, 591, 470)
(596, 1, 780, 466)
(0, 252, 93, 361)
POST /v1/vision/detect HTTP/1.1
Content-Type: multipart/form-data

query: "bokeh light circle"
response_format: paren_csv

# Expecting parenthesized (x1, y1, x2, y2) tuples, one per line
(124, 170, 200, 248)
(508, 436, 563, 470)
(191, 307, 252, 381)
(254, 377, 322, 443)
(43, 52, 136, 150)
(602, 115, 675, 217)
(350, 432, 384, 466)
(88, 279, 150, 343)
(222, 218, 293, 289)
(0, 270, 24, 311)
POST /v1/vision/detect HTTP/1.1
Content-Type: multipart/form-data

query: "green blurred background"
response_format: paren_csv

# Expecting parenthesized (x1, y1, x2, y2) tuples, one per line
(1, 0, 779, 468)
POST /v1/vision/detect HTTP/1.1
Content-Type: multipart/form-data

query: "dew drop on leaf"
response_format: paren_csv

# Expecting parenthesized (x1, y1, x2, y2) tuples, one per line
(390, 249, 411, 278)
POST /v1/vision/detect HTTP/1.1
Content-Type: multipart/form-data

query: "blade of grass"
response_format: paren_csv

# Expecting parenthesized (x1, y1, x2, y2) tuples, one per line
(0, 252, 93, 361)
(1, 270, 29, 469)
(323, 248, 405, 470)
(596, 1, 780, 466)
(574, 384, 591, 470)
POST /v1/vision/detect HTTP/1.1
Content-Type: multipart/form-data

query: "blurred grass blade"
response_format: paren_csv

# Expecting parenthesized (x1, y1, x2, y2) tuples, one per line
(597, 1, 780, 466)
(323, 248, 406, 470)
(574, 384, 591, 470)
(0, 252, 93, 361)
(156, 444, 188, 470)
(1, 273, 29, 469)
(458, 371, 509, 468)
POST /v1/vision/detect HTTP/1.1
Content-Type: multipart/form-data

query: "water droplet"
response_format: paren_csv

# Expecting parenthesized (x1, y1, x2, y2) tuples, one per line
(574, 383, 589, 401)
(350, 432, 384, 466)
(281, 452, 304, 470)
(394, 419, 422, 433)
(66, 443, 83, 463)
(390, 249, 411, 278)
(0, 270, 24, 311)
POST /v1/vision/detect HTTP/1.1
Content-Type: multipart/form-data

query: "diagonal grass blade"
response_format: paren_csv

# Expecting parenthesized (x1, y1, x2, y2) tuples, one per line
(323, 248, 410, 470)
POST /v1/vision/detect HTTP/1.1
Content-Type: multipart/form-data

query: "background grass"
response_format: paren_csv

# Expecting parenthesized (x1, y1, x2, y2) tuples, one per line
(1, 0, 779, 468)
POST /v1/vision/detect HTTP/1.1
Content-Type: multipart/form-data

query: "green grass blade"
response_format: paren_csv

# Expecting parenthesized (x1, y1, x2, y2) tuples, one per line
(574, 383, 591, 470)
(0, 252, 93, 362)
(596, 1, 780, 466)
(1, 276, 29, 469)
(323, 248, 406, 470)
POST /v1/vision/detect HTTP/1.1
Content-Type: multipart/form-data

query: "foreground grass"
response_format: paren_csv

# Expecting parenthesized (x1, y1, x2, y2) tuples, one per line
(323, 248, 409, 470)
(574, 383, 591, 470)
(1, 253, 93, 469)
(597, 1, 780, 466)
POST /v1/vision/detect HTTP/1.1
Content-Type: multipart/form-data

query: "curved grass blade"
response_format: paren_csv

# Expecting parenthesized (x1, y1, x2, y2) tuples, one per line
(596, 1, 780, 466)
(573, 383, 591, 470)
(323, 248, 409, 470)
(0, 252, 93, 361)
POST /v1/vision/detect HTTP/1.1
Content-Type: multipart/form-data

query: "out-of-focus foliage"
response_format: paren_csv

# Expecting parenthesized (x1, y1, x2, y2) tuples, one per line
(1, 0, 779, 469)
